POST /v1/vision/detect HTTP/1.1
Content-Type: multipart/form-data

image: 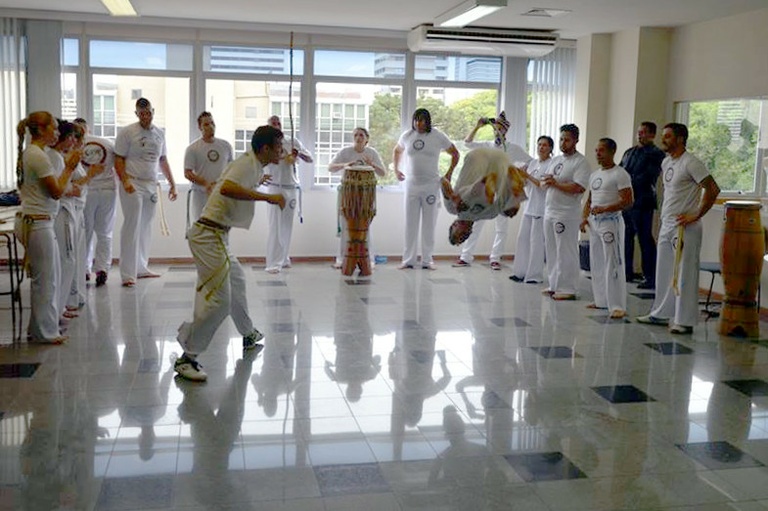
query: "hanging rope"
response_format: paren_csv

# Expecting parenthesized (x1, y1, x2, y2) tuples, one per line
(287, 31, 303, 223)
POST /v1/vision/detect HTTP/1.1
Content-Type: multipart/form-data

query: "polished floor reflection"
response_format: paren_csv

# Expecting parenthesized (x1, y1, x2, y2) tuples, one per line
(3, 261, 768, 510)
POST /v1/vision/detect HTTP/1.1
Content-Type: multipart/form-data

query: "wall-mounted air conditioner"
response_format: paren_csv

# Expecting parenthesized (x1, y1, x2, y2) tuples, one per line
(408, 24, 559, 57)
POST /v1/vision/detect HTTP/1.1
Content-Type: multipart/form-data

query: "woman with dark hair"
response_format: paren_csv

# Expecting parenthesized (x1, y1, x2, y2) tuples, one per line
(16, 112, 80, 343)
(393, 108, 459, 270)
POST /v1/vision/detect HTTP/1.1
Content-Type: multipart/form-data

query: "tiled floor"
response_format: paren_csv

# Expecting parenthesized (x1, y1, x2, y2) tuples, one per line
(3, 262, 768, 510)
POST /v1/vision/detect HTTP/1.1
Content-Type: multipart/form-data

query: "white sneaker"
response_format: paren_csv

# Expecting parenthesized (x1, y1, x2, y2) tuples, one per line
(243, 329, 265, 350)
(174, 355, 208, 382)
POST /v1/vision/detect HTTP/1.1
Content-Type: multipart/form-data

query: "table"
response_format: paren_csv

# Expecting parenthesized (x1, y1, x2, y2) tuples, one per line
(0, 205, 23, 339)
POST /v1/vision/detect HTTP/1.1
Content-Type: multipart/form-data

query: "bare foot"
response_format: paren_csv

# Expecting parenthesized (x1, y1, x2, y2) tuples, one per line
(610, 310, 627, 319)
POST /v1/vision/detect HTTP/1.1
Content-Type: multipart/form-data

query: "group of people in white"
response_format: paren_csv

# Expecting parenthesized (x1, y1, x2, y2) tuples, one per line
(14, 97, 720, 381)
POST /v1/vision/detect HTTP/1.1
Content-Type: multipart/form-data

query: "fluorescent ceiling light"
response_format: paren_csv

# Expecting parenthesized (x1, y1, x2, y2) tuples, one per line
(434, 0, 507, 28)
(101, 0, 138, 16)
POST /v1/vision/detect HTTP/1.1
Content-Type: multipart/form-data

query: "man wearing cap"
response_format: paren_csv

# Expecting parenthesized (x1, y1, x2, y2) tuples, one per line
(453, 112, 532, 270)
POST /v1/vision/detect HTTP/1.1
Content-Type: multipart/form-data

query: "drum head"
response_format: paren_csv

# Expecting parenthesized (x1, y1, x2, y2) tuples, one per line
(725, 200, 762, 210)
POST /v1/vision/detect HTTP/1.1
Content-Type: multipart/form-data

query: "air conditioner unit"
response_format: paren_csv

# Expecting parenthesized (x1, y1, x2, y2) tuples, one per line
(408, 24, 558, 58)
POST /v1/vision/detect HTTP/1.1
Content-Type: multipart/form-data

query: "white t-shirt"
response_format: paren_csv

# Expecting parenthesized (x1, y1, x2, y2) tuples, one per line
(114, 122, 167, 185)
(523, 158, 551, 217)
(330, 146, 385, 171)
(397, 128, 453, 187)
(544, 151, 591, 219)
(49, 150, 77, 215)
(660, 151, 710, 227)
(466, 140, 532, 168)
(82, 135, 116, 191)
(184, 137, 234, 191)
(445, 148, 526, 221)
(265, 136, 310, 187)
(588, 165, 632, 209)
(201, 152, 265, 230)
(20, 145, 59, 217)
(70, 162, 88, 207)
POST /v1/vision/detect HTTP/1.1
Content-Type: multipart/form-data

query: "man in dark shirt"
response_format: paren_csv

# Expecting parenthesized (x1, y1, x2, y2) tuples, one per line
(621, 121, 664, 289)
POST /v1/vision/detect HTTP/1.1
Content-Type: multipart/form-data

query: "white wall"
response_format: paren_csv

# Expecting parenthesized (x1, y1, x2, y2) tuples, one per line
(114, 184, 523, 261)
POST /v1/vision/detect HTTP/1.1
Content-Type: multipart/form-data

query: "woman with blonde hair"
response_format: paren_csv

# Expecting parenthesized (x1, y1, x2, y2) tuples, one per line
(16, 112, 80, 343)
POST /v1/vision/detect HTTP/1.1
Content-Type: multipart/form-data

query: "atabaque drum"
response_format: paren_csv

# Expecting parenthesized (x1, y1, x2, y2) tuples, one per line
(719, 200, 764, 337)
(340, 166, 377, 276)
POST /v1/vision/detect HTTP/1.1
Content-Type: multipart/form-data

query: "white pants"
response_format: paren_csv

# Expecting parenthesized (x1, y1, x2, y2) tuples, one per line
(189, 187, 208, 225)
(402, 183, 440, 266)
(68, 203, 86, 309)
(511, 214, 545, 281)
(336, 215, 375, 266)
(119, 185, 156, 282)
(54, 208, 76, 312)
(650, 221, 702, 327)
(459, 216, 508, 264)
(588, 214, 627, 312)
(84, 188, 117, 273)
(544, 215, 581, 295)
(265, 186, 297, 271)
(23, 219, 61, 341)
(177, 223, 255, 356)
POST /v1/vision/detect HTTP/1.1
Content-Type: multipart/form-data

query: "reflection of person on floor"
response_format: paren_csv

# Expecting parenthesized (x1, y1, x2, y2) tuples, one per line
(428, 406, 506, 510)
(325, 284, 382, 401)
(441, 147, 527, 246)
(176, 357, 254, 507)
(252, 333, 299, 417)
(389, 277, 451, 459)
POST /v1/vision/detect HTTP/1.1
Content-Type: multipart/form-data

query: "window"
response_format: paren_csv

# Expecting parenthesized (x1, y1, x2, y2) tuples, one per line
(61, 38, 78, 121)
(92, 93, 116, 138)
(90, 40, 193, 71)
(677, 98, 768, 194)
(205, 79, 301, 158)
(414, 54, 501, 83)
(203, 45, 304, 75)
(313, 50, 406, 185)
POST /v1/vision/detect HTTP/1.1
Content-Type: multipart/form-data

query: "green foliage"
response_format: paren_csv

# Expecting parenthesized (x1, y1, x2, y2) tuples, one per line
(687, 101, 758, 192)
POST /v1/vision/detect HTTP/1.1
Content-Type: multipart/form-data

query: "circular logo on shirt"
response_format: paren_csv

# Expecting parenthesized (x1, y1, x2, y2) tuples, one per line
(591, 177, 603, 190)
(413, 140, 425, 151)
(426, 194, 436, 205)
(150, 193, 159, 203)
(602, 232, 615, 244)
(471, 204, 484, 214)
(82, 141, 107, 167)
(207, 149, 220, 163)
(289, 198, 297, 210)
(672, 235, 680, 250)
(553, 162, 564, 176)
(555, 222, 565, 234)
(664, 167, 674, 182)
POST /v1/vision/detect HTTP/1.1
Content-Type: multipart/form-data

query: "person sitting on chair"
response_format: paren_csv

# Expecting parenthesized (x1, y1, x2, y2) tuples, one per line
(441, 147, 527, 246)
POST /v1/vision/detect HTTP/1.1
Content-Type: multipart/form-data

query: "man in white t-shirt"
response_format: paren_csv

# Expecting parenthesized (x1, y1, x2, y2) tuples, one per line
(76, 118, 116, 288)
(580, 138, 634, 318)
(262, 115, 313, 274)
(542, 124, 592, 300)
(114, 97, 177, 287)
(184, 111, 234, 223)
(174, 125, 286, 382)
(393, 108, 460, 270)
(441, 147, 527, 246)
(455, 112, 532, 270)
(637, 123, 720, 334)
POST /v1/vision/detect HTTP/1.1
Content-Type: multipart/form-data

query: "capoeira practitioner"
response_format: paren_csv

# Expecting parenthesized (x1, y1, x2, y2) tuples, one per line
(580, 138, 634, 319)
(175, 125, 287, 382)
(637, 123, 720, 334)
(114, 97, 177, 288)
(263, 115, 312, 274)
(184, 112, 234, 223)
(542, 124, 592, 301)
(509, 135, 554, 284)
(16, 112, 80, 344)
(441, 147, 527, 246)
(394, 108, 460, 270)
(76, 118, 116, 288)
(51, 122, 85, 319)
(455, 111, 532, 270)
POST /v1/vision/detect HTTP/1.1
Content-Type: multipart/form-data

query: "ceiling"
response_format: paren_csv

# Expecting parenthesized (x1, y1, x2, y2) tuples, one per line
(1, 0, 767, 39)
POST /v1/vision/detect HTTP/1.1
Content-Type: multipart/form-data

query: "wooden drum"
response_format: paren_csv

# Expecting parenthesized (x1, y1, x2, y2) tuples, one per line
(719, 200, 764, 337)
(340, 166, 377, 276)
